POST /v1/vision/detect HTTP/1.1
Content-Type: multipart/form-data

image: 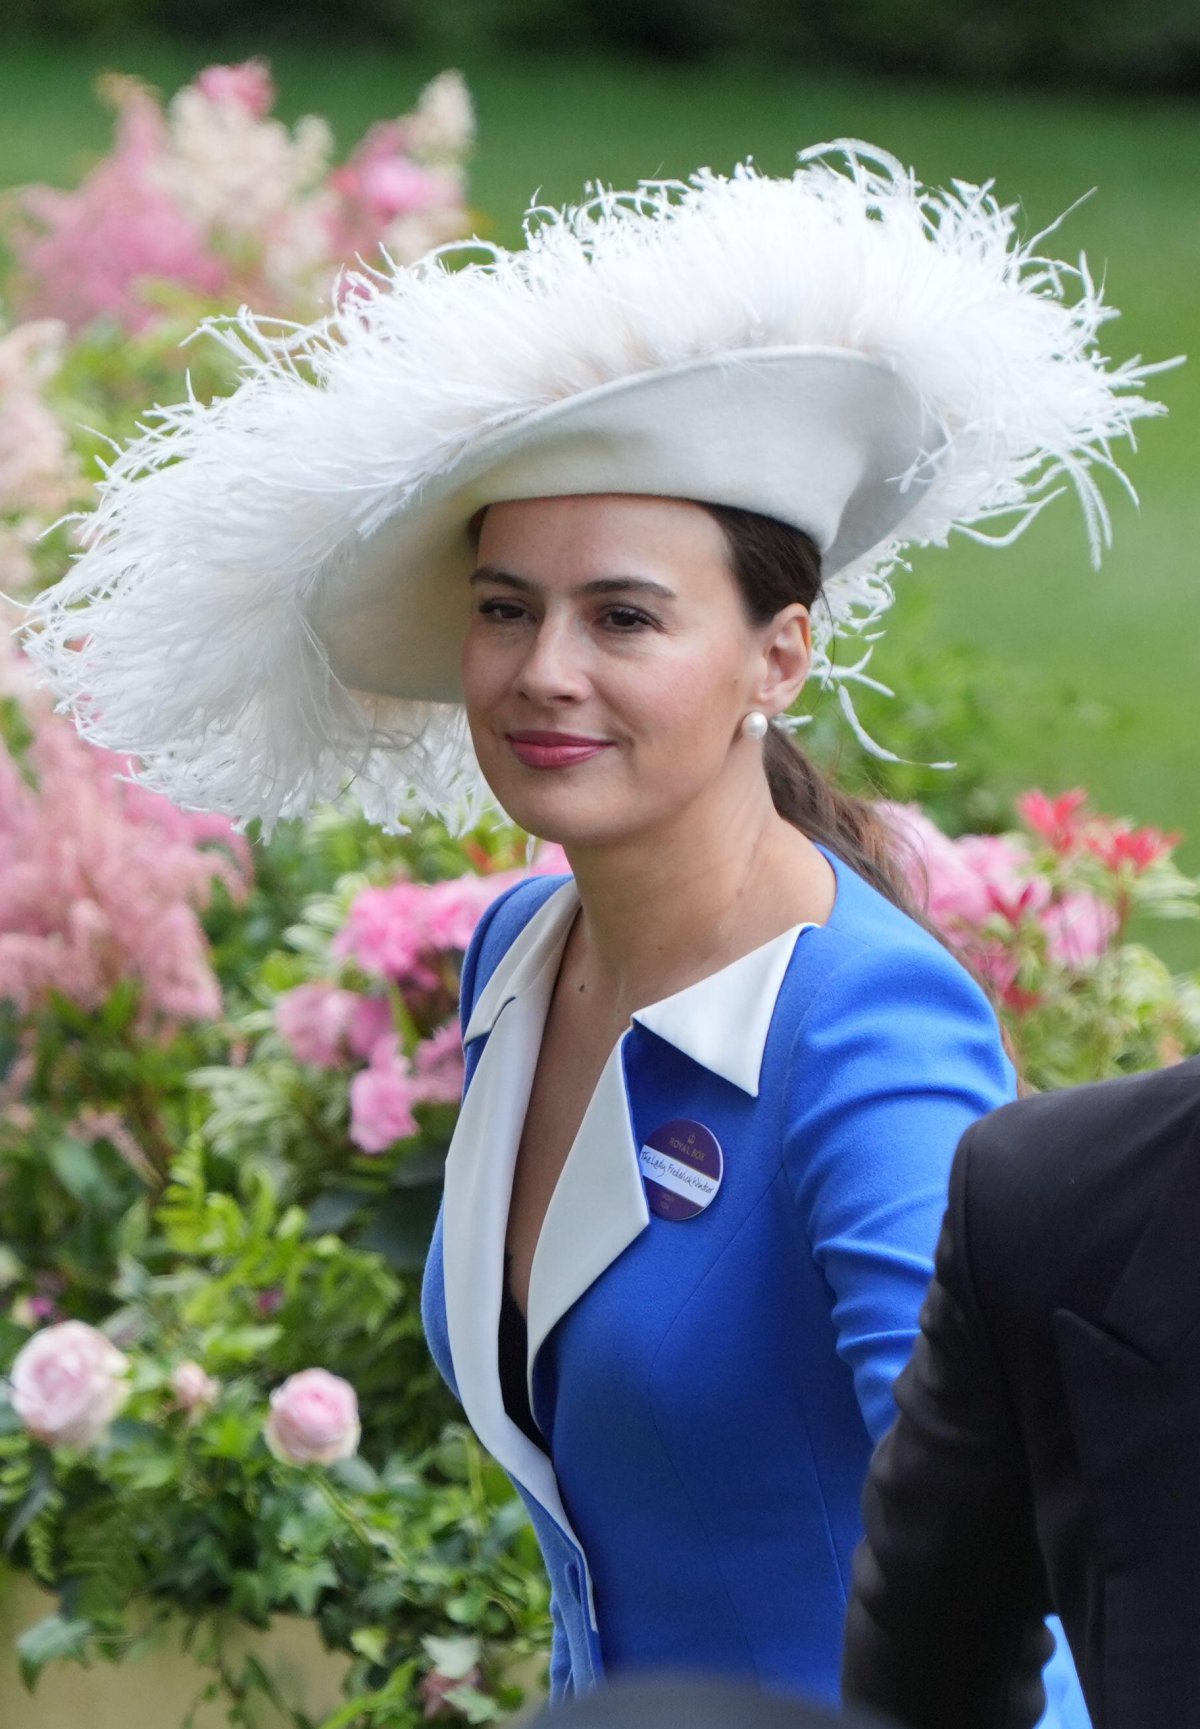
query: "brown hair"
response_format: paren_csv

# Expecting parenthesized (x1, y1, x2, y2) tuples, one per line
(702, 502, 920, 916)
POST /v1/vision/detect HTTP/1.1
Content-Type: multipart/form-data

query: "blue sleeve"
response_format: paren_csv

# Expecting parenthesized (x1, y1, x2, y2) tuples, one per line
(782, 935, 1016, 1443)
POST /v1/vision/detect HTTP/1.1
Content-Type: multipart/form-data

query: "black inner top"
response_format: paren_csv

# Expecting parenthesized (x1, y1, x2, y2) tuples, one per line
(498, 1254, 549, 1453)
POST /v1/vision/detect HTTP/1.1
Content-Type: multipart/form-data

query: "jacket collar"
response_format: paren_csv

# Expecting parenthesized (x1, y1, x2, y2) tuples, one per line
(464, 877, 812, 1097)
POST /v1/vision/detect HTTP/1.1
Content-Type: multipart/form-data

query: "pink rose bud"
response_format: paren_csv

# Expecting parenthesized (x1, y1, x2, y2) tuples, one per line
(170, 1360, 220, 1415)
(9, 1320, 130, 1450)
(264, 1368, 360, 1466)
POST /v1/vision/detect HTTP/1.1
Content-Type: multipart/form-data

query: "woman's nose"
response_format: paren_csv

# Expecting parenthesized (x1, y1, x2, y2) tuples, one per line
(514, 615, 589, 705)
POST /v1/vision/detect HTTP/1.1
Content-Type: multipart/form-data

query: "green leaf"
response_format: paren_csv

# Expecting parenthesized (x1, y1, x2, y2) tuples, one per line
(278, 1558, 338, 1614)
(349, 1626, 391, 1665)
(421, 1633, 480, 1680)
(16, 1613, 93, 1689)
(47, 1135, 124, 1209)
(443, 1684, 502, 1724)
(4, 1472, 55, 1555)
(328, 1455, 379, 1495)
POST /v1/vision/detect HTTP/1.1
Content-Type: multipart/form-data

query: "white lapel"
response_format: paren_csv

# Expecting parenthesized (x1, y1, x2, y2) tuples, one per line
(631, 920, 813, 1097)
(443, 888, 583, 1541)
(525, 1030, 649, 1385)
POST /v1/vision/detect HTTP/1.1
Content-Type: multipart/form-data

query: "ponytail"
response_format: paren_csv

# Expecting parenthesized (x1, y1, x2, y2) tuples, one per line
(762, 726, 921, 917)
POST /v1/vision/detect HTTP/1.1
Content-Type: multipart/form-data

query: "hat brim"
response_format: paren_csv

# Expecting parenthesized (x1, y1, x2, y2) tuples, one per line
(308, 346, 947, 701)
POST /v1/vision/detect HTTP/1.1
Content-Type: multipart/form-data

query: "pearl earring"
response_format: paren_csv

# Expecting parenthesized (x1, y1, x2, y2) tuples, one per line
(741, 711, 768, 741)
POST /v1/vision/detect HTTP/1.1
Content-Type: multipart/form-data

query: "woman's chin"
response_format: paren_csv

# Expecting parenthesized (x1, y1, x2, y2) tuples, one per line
(487, 779, 626, 853)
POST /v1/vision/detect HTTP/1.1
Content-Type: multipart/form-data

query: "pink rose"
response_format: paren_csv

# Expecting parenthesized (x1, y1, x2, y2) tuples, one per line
(9, 1320, 130, 1449)
(274, 981, 359, 1067)
(171, 1360, 220, 1416)
(348, 1054, 420, 1153)
(264, 1368, 360, 1466)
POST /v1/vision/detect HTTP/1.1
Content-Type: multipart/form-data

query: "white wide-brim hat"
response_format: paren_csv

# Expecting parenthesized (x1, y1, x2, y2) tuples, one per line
(23, 142, 1165, 832)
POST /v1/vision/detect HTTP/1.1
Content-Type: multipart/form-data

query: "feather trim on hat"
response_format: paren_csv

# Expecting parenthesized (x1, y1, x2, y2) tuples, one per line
(21, 141, 1168, 832)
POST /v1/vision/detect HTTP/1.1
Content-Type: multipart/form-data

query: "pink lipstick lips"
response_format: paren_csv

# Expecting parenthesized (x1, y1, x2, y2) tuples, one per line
(506, 730, 613, 770)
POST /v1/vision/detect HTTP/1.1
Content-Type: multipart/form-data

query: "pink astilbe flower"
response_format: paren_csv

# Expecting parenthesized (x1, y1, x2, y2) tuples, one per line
(328, 125, 465, 264)
(8, 77, 228, 333)
(194, 58, 275, 119)
(0, 318, 80, 594)
(5, 63, 473, 334)
(0, 318, 77, 514)
(0, 687, 252, 1024)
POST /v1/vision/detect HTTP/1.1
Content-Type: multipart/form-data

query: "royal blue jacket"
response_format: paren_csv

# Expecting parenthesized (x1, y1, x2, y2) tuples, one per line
(421, 848, 1019, 1705)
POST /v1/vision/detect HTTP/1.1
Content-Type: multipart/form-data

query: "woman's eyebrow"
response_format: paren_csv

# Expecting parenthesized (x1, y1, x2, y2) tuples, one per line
(470, 564, 675, 601)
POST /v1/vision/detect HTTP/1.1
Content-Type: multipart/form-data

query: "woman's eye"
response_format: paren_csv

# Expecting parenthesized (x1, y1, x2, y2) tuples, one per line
(602, 606, 655, 632)
(477, 598, 528, 623)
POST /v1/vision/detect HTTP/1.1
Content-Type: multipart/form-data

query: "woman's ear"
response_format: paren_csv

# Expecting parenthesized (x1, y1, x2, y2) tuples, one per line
(755, 605, 812, 717)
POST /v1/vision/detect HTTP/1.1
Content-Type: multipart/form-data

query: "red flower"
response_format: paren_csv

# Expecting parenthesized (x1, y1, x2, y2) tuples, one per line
(985, 881, 1045, 926)
(1015, 788, 1089, 854)
(1084, 821, 1180, 875)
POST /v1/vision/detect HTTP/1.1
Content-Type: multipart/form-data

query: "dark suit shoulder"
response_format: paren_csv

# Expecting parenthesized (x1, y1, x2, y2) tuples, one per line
(956, 1059, 1200, 1335)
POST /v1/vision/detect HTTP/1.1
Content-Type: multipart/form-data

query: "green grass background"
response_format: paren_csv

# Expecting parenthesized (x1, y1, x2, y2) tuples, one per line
(2, 41, 1197, 958)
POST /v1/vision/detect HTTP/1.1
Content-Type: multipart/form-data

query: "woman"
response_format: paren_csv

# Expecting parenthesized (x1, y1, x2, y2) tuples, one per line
(25, 145, 1159, 1719)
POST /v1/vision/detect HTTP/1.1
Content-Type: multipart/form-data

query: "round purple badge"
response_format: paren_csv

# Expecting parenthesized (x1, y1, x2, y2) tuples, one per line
(638, 1119, 724, 1222)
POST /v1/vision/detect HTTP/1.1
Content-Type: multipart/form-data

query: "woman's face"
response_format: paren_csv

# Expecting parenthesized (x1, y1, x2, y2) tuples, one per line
(461, 494, 809, 849)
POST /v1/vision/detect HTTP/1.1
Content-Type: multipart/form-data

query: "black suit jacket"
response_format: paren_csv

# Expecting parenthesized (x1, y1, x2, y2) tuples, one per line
(842, 1056, 1200, 1729)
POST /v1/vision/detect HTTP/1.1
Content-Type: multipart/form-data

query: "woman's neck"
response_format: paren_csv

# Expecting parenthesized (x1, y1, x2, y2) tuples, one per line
(558, 776, 834, 1017)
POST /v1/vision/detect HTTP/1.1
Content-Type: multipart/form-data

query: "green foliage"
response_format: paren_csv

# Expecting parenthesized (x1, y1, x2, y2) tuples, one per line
(0, 1127, 549, 1721)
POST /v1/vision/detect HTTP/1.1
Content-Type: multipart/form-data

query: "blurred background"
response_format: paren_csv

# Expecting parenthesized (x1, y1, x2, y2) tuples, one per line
(1, 11, 1199, 1727)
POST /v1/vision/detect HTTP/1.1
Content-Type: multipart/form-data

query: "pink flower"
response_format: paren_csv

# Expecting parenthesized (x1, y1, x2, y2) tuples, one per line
(877, 803, 1038, 933)
(336, 871, 521, 989)
(348, 1053, 421, 1153)
(412, 1021, 465, 1105)
(274, 981, 360, 1067)
(1084, 821, 1181, 875)
(1017, 788, 1089, 855)
(346, 993, 394, 1062)
(7, 77, 227, 333)
(264, 1368, 360, 1466)
(171, 1360, 220, 1416)
(9, 1320, 130, 1450)
(194, 58, 275, 119)
(0, 689, 252, 1026)
(1041, 893, 1119, 969)
(420, 1665, 483, 1720)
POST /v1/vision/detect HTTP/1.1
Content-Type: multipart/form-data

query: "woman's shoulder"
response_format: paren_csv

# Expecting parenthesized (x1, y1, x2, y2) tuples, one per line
(784, 845, 1002, 1037)
(459, 872, 572, 1019)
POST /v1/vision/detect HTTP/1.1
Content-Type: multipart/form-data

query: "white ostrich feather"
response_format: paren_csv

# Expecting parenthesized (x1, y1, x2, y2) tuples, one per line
(21, 141, 1168, 832)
